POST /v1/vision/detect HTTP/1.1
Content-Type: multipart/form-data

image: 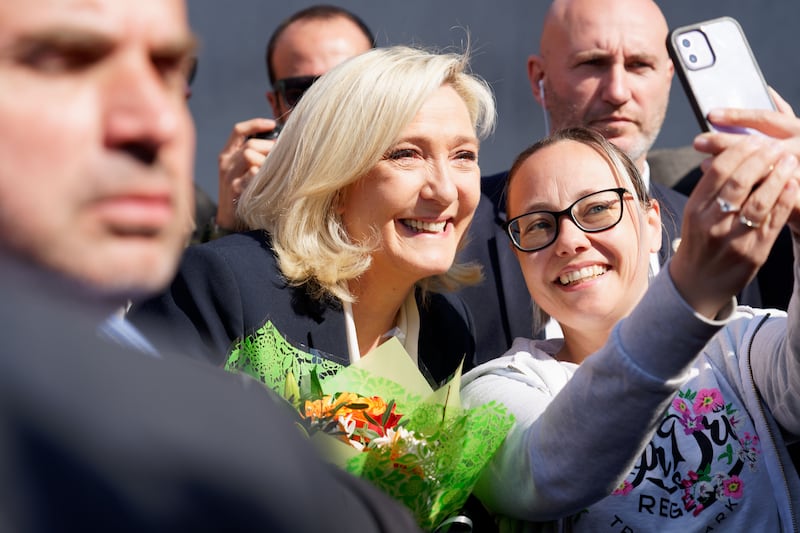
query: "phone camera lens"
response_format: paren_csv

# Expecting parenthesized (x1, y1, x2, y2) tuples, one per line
(689, 54, 698, 63)
(682, 38, 691, 48)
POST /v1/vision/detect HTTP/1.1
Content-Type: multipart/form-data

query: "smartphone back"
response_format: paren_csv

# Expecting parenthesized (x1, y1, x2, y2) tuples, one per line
(668, 16, 774, 134)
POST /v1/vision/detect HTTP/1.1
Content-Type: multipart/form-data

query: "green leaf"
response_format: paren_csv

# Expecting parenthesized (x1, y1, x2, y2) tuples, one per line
(363, 411, 381, 428)
(382, 399, 396, 426)
(310, 367, 324, 398)
(284, 370, 300, 404)
(362, 428, 380, 441)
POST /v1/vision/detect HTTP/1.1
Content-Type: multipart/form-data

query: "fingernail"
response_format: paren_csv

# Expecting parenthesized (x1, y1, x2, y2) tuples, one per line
(694, 135, 710, 149)
(707, 109, 725, 123)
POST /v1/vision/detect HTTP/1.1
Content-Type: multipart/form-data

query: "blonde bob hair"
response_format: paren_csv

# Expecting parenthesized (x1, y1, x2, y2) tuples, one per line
(505, 127, 653, 336)
(237, 45, 496, 302)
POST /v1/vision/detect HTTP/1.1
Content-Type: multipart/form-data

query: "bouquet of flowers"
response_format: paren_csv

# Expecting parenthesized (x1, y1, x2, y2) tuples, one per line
(226, 320, 514, 531)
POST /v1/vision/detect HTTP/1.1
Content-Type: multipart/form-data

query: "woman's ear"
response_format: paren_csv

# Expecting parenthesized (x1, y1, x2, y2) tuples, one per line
(333, 190, 346, 215)
(645, 198, 662, 254)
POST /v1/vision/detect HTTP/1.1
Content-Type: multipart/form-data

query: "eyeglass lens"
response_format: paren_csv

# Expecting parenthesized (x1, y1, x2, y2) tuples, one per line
(508, 188, 625, 252)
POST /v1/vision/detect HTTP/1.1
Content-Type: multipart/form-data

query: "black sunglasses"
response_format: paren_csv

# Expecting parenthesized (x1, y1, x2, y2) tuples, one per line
(506, 188, 629, 252)
(273, 75, 321, 108)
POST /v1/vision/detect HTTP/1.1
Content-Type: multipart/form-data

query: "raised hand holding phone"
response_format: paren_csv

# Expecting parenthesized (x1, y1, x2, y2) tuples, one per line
(216, 117, 279, 230)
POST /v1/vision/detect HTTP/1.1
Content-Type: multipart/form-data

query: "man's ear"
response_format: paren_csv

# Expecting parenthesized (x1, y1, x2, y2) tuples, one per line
(528, 55, 546, 108)
(266, 91, 280, 118)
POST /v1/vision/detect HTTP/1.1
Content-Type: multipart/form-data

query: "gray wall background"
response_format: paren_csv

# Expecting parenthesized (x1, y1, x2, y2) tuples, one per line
(187, 1, 800, 200)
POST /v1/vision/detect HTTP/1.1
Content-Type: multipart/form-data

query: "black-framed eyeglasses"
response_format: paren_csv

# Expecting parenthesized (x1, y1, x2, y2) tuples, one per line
(273, 75, 321, 108)
(506, 188, 629, 252)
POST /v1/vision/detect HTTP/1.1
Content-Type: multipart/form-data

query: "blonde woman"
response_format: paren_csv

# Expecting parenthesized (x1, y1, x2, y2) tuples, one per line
(130, 46, 495, 386)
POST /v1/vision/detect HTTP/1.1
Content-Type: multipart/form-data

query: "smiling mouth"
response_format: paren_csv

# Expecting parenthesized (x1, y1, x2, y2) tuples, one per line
(400, 219, 447, 233)
(558, 265, 608, 286)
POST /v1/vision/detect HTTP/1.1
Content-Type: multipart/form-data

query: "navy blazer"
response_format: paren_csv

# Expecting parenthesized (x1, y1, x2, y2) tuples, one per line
(129, 230, 475, 386)
(651, 181, 687, 265)
(458, 191, 532, 365)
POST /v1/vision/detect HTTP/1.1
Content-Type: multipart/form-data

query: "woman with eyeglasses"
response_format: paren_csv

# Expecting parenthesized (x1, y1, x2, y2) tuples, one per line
(129, 46, 494, 388)
(461, 121, 800, 531)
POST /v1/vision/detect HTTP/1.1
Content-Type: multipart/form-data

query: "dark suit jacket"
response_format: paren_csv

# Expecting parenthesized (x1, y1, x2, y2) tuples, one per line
(459, 189, 533, 365)
(648, 146, 706, 190)
(0, 254, 421, 533)
(191, 183, 217, 243)
(129, 230, 475, 385)
(650, 181, 687, 266)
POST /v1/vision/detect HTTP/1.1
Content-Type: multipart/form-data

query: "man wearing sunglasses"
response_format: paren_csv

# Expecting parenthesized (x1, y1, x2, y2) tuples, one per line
(207, 5, 374, 239)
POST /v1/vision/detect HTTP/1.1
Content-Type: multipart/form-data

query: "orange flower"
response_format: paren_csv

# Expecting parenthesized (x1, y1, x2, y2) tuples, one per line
(305, 393, 390, 422)
(304, 393, 353, 419)
(341, 395, 391, 423)
(303, 392, 403, 447)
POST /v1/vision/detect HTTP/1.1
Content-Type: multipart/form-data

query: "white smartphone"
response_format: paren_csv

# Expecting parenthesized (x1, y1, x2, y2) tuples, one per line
(667, 16, 775, 134)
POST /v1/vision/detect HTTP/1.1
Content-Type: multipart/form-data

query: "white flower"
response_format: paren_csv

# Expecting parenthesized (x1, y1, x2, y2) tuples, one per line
(338, 413, 357, 436)
(337, 414, 365, 451)
(370, 427, 403, 449)
(370, 427, 434, 461)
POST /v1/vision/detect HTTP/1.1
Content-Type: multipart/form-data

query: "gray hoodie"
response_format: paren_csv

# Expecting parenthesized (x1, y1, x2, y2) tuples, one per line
(462, 236, 800, 532)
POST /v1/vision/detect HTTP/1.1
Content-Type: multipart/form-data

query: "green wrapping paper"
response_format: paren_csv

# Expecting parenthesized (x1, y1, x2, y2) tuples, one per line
(226, 320, 514, 531)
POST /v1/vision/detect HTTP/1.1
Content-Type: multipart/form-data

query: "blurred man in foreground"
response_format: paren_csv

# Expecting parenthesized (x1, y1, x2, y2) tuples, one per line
(0, 1, 418, 530)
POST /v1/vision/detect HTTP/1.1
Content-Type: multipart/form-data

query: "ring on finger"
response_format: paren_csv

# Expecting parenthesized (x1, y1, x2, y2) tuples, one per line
(739, 214, 761, 229)
(716, 196, 739, 214)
